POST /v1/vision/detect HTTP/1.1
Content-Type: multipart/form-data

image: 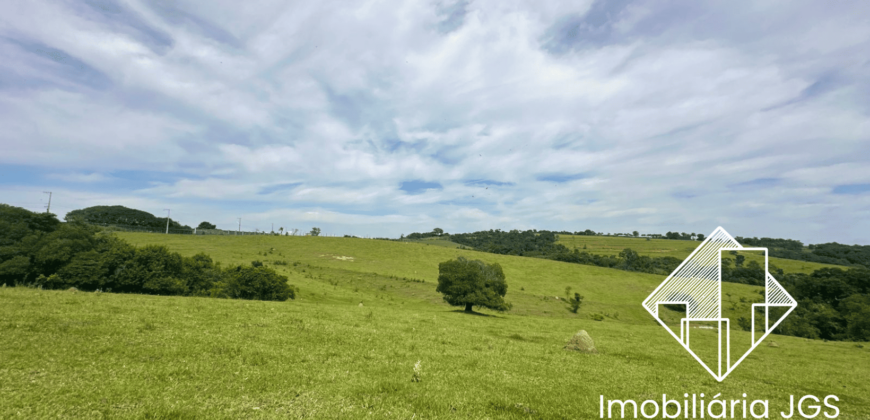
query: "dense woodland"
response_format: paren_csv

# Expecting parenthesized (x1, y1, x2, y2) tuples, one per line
(0, 205, 294, 301)
(65, 205, 193, 231)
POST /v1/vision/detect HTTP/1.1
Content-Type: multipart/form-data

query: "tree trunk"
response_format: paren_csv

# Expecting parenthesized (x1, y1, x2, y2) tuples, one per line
(464, 303, 473, 313)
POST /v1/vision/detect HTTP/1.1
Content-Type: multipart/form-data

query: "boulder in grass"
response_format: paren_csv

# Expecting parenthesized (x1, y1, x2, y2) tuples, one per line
(564, 330, 598, 354)
(767, 341, 779, 348)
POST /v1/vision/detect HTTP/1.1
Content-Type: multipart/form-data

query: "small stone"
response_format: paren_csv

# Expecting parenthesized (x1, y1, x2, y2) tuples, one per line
(564, 330, 598, 354)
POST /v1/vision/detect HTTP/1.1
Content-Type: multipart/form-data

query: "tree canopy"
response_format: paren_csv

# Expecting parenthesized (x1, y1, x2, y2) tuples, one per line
(65, 205, 192, 230)
(436, 257, 511, 313)
(197, 221, 216, 229)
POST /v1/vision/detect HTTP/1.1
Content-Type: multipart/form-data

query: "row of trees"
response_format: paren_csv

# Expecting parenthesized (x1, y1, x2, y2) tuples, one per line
(406, 227, 709, 241)
(734, 236, 869, 268)
(66, 205, 193, 231)
(446, 229, 686, 275)
(403, 228, 446, 240)
(550, 248, 684, 276)
(0, 204, 295, 301)
(449, 229, 566, 256)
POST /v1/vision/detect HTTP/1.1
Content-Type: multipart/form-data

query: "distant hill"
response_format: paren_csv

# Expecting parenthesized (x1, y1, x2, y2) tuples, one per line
(736, 236, 869, 268)
(65, 205, 191, 231)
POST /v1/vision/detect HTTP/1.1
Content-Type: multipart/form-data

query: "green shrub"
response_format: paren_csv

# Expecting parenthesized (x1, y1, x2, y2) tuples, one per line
(566, 291, 583, 314)
(113, 245, 186, 295)
(589, 313, 604, 321)
(56, 250, 107, 290)
(223, 265, 296, 301)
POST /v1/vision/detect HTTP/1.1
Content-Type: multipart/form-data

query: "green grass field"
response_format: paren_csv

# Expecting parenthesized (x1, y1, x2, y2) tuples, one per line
(2, 233, 868, 419)
(556, 234, 848, 275)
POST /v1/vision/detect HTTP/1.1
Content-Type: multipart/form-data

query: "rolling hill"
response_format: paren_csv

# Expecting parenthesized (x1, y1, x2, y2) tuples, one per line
(1, 232, 867, 419)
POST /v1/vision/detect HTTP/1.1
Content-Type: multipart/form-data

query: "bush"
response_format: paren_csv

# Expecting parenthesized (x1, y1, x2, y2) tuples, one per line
(589, 313, 605, 321)
(183, 253, 221, 296)
(222, 265, 296, 301)
(56, 250, 107, 290)
(113, 245, 186, 295)
(567, 292, 583, 314)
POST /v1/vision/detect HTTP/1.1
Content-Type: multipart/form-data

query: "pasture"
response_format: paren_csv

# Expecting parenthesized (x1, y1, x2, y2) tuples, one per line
(1, 233, 867, 419)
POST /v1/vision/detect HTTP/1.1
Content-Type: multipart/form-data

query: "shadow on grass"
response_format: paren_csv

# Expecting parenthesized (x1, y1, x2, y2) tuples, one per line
(447, 309, 505, 318)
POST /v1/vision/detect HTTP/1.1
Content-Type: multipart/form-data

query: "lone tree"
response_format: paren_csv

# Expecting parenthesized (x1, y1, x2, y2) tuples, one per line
(432, 227, 444, 236)
(436, 257, 511, 313)
(310, 227, 321, 236)
(197, 221, 216, 229)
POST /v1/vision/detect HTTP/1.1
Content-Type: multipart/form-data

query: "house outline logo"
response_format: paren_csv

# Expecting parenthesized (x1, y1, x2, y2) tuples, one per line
(642, 227, 798, 382)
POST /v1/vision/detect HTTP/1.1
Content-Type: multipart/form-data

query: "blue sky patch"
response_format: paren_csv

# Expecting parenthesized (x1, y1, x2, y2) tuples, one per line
(464, 179, 515, 187)
(400, 180, 443, 194)
(436, 0, 470, 34)
(731, 178, 781, 188)
(258, 182, 302, 195)
(832, 184, 870, 195)
(536, 173, 591, 183)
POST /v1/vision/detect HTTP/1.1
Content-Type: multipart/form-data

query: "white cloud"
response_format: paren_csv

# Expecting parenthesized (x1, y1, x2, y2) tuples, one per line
(0, 0, 868, 244)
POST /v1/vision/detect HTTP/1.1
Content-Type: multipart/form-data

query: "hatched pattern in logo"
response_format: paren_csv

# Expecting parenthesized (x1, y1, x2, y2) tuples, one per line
(642, 227, 797, 382)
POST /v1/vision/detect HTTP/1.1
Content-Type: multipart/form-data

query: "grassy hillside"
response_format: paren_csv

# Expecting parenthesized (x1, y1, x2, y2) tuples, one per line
(556, 234, 848, 275)
(2, 232, 867, 419)
(114, 233, 770, 323)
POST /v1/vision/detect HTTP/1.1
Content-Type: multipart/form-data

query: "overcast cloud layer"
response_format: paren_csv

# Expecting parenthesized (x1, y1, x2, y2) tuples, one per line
(1, 0, 869, 244)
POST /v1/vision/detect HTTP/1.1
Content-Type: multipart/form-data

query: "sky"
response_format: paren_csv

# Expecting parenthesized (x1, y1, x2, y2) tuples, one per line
(1, 0, 869, 244)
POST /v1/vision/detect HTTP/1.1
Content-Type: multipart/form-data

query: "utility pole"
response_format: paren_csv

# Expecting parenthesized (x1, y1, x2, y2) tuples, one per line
(271, 223, 274, 233)
(238, 218, 242, 233)
(43, 191, 52, 213)
(164, 209, 171, 234)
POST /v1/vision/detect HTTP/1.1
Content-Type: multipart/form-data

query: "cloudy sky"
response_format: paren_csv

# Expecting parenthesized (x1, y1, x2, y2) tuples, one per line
(1, 0, 869, 244)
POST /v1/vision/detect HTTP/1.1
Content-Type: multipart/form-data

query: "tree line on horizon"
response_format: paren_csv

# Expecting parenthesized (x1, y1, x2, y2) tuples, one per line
(66, 205, 194, 231)
(736, 236, 870, 268)
(402, 226, 869, 269)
